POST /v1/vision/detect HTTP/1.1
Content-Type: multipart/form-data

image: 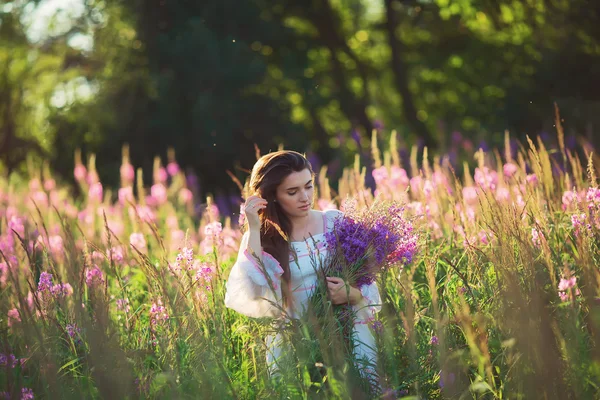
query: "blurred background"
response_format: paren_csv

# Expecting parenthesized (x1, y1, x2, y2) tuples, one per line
(1, 0, 600, 210)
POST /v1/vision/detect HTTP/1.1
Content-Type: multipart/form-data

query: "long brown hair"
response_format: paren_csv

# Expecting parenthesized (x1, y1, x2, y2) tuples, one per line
(248, 150, 313, 284)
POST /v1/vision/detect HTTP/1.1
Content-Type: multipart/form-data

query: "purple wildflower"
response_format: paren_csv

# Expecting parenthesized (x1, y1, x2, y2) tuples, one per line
(371, 320, 383, 334)
(150, 298, 169, 326)
(108, 246, 124, 264)
(174, 247, 194, 273)
(21, 388, 34, 400)
(38, 272, 53, 292)
(85, 265, 104, 288)
(0, 353, 19, 369)
(50, 283, 73, 298)
(116, 298, 131, 313)
(66, 323, 81, 339)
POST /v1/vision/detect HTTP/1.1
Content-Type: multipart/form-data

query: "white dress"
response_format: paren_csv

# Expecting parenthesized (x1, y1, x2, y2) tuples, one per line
(225, 209, 381, 377)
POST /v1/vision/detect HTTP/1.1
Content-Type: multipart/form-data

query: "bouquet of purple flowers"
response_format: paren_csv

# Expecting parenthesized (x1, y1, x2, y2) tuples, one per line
(320, 199, 417, 290)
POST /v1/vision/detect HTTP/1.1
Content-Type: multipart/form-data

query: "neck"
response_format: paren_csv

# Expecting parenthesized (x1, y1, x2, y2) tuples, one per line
(289, 212, 310, 231)
(288, 211, 312, 242)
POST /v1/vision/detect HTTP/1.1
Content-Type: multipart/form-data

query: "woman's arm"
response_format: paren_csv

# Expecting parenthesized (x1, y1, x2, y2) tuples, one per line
(224, 231, 284, 318)
(243, 195, 267, 262)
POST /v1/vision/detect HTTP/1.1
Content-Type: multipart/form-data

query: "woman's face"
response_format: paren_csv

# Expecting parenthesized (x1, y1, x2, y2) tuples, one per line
(275, 168, 314, 218)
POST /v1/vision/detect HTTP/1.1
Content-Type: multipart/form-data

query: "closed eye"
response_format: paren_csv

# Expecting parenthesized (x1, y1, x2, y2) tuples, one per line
(288, 184, 313, 196)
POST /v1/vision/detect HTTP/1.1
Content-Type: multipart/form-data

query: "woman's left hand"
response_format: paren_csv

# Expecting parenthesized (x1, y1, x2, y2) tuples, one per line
(326, 277, 362, 305)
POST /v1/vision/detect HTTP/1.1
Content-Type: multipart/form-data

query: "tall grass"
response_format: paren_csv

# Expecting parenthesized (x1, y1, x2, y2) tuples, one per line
(0, 126, 599, 399)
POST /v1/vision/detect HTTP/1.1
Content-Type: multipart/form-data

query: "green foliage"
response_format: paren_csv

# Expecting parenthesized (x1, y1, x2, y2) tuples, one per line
(2, 0, 600, 194)
(1, 128, 600, 398)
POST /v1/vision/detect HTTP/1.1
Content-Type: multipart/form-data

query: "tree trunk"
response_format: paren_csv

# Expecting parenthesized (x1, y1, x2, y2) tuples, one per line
(384, 0, 436, 149)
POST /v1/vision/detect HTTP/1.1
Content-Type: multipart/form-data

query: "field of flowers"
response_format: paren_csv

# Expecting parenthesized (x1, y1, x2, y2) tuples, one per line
(1, 129, 599, 399)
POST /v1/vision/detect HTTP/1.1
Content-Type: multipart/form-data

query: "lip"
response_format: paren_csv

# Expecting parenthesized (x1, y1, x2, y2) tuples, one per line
(299, 204, 310, 210)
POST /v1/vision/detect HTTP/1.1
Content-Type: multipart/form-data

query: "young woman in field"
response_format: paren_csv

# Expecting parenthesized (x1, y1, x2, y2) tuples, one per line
(224, 150, 381, 385)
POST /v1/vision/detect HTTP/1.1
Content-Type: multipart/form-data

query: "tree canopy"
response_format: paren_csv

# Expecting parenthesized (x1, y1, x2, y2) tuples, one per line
(1, 0, 600, 194)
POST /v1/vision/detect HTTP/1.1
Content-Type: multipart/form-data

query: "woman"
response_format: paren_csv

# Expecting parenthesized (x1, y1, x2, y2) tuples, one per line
(224, 150, 381, 383)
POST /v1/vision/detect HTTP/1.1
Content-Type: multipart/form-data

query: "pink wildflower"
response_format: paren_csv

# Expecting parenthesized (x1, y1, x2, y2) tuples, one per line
(195, 262, 214, 290)
(30, 191, 49, 209)
(150, 298, 169, 325)
(74, 164, 87, 182)
(50, 283, 73, 298)
(167, 162, 180, 176)
(204, 222, 222, 237)
(372, 166, 388, 185)
(562, 190, 580, 210)
(118, 186, 134, 205)
(107, 246, 124, 264)
(7, 308, 20, 326)
(154, 167, 168, 183)
(120, 163, 135, 183)
(474, 167, 498, 191)
(462, 186, 478, 205)
(48, 235, 64, 256)
(8, 216, 25, 237)
(391, 166, 410, 188)
(88, 182, 103, 202)
(178, 188, 193, 205)
(151, 184, 168, 205)
(317, 199, 337, 211)
(116, 298, 131, 313)
(129, 205, 155, 223)
(503, 162, 518, 177)
(173, 247, 194, 273)
(531, 228, 542, 247)
(87, 169, 99, 185)
(526, 174, 538, 186)
(558, 275, 581, 302)
(586, 187, 600, 208)
(44, 178, 56, 191)
(85, 266, 104, 288)
(422, 180, 435, 198)
(571, 213, 588, 234)
(410, 176, 423, 193)
(495, 187, 510, 202)
(130, 233, 147, 251)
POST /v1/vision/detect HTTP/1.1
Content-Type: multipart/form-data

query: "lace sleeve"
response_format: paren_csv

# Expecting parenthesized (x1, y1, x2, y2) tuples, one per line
(224, 231, 284, 318)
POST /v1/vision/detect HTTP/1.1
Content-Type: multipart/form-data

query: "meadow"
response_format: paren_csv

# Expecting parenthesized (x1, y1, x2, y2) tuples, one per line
(1, 128, 599, 399)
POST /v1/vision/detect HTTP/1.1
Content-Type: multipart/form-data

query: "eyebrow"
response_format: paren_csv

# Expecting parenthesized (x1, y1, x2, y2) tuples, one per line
(285, 179, 313, 191)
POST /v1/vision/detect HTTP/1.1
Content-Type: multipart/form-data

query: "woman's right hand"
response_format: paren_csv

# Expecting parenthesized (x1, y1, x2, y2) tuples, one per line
(243, 195, 268, 231)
